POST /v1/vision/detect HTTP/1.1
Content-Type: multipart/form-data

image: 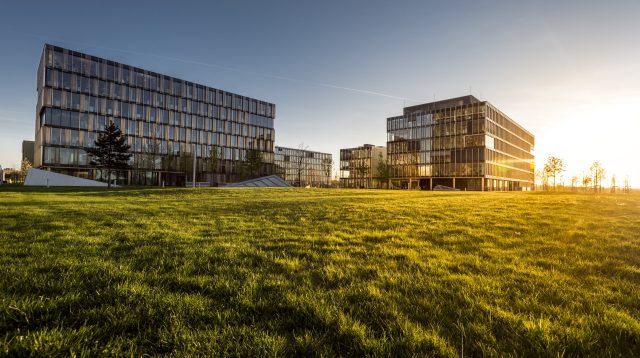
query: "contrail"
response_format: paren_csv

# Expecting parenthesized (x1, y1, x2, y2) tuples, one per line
(17, 32, 421, 103)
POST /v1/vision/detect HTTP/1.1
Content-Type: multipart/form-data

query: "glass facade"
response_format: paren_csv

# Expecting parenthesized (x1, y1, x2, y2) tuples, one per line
(339, 144, 387, 188)
(387, 96, 534, 190)
(274, 146, 332, 187)
(34, 44, 276, 185)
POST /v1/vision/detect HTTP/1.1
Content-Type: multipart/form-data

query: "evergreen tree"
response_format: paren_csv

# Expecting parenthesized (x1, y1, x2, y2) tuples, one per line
(87, 121, 132, 188)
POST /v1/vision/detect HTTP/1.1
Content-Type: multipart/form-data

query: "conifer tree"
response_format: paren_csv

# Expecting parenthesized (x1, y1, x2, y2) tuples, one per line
(87, 121, 132, 188)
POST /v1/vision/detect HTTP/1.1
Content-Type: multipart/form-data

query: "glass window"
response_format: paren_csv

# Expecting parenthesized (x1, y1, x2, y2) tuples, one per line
(90, 60, 99, 77)
(80, 113, 88, 130)
(44, 147, 55, 164)
(71, 93, 80, 110)
(51, 128, 61, 144)
(52, 51, 64, 69)
(99, 80, 108, 96)
(72, 56, 81, 73)
(52, 90, 62, 107)
(62, 73, 71, 90)
(61, 110, 71, 127)
(71, 130, 80, 146)
(78, 149, 88, 165)
(69, 112, 79, 129)
(106, 100, 113, 115)
(106, 65, 114, 81)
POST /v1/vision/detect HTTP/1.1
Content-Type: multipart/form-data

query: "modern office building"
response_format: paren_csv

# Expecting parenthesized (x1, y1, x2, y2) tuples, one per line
(34, 44, 276, 186)
(387, 95, 534, 190)
(22, 140, 35, 165)
(339, 144, 387, 188)
(274, 146, 332, 187)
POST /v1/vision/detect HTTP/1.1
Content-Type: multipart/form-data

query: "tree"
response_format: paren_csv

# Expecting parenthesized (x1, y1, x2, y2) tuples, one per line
(294, 143, 310, 187)
(590, 161, 605, 193)
(207, 146, 220, 174)
(571, 175, 579, 192)
(355, 160, 368, 188)
(610, 175, 617, 193)
(20, 158, 32, 183)
(322, 157, 333, 187)
(535, 169, 549, 191)
(206, 146, 220, 184)
(375, 152, 390, 189)
(242, 149, 263, 179)
(87, 121, 132, 188)
(543, 156, 565, 190)
(582, 174, 592, 192)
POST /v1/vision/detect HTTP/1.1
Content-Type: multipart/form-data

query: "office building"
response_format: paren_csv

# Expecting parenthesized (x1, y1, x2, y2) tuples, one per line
(387, 95, 534, 190)
(34, 44, 276, 186)
(274, 146, 332, 187)
(339, 144, 387, 188)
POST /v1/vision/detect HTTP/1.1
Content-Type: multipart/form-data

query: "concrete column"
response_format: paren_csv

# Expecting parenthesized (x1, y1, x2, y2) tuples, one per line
(452, 177, 456, 189)
(429, 178, 433, 190)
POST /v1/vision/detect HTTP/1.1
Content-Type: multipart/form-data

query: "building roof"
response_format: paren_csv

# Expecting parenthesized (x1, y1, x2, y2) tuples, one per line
(225, 175, 292, 188)
(403, 95, 482, 114)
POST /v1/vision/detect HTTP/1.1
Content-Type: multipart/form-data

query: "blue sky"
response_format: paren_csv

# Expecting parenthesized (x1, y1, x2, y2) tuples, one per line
(1, 0, 639, 185)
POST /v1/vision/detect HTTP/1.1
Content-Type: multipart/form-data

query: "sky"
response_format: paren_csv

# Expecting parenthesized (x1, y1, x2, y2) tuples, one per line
(0, 0, 639, 186)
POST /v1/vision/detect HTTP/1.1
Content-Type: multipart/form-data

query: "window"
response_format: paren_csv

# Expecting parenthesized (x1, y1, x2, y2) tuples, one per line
(71, 130, 80, 146)
(80, 113, 88, 130)
(106, 65, 114, 81)
(53, 90, 62, 107)
(72, 56, 81, 73)
(44, 147, 56, 164)
(45, 69, 53, 87)
(52, 51, 64, 69)
(99, 80, 109, 96)
(69, 112, 79, 129)
(71, 93, 80, 110)
(51, 128, 61, 144)
(62, 73, 71, 90)
(121, 68, 129, 84)
(61, 110, 71, 127)
(81, 77, 90, 93)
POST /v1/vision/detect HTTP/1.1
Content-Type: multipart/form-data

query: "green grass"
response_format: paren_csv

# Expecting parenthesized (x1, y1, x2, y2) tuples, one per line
(1, 188, 639, 356)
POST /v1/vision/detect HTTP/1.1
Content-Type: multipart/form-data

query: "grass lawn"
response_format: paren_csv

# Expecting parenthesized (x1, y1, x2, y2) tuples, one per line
(1, 187, 639, 356)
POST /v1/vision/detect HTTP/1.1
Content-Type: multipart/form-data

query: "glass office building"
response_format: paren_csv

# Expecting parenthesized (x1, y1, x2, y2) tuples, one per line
(34, 44, 276, 186)
(387, 96, 534, 190)
(274, 146, 332, 187)
(339, 144, 387, 188)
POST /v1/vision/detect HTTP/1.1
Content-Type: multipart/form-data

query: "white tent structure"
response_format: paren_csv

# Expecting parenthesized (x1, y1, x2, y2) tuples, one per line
(24, 168, 109, 187)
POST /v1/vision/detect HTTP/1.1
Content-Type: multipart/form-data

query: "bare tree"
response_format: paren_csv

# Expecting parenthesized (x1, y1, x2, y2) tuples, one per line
(610, 175, 617, 193)
(571, 175, 579, 192)
(582, 174, 592, 192)
(543, 156, 565, 190)
(322, 157, 333, 187)
(295, 143, 310, 187)
(623, 176, 631, 194)
(355, 160, 369, 189)
(590, 161, 605, 193)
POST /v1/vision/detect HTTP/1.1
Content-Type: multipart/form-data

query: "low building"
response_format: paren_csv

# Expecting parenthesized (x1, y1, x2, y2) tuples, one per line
(274, 146, 332, 187)
(339, 144, 387, 188)
(387, 95, 534, 190)
(22, 140, 35, 165)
